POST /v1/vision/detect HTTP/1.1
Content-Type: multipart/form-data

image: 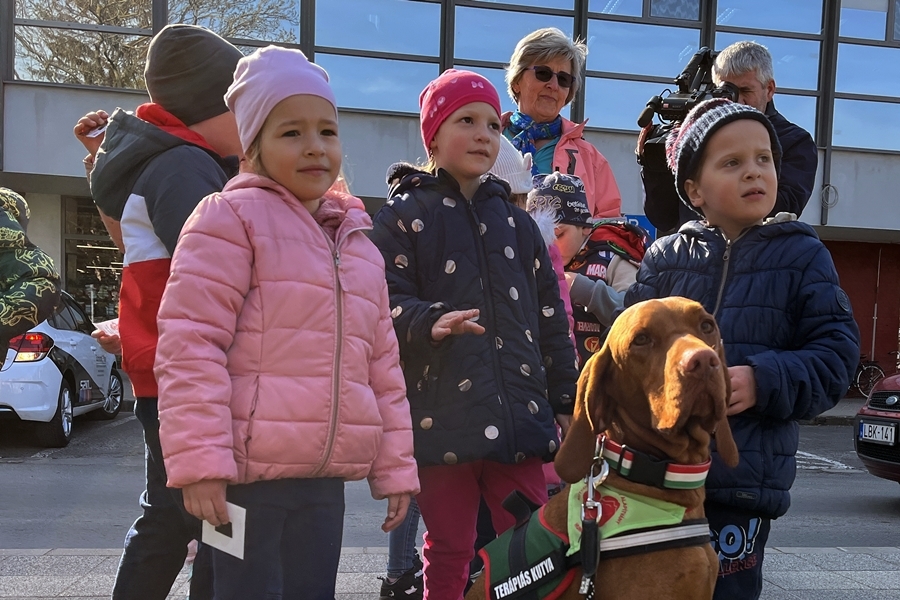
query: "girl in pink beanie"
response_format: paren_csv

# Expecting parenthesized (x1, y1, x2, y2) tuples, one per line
(154, 45, 419, 599)
(370, 69, 578, 600)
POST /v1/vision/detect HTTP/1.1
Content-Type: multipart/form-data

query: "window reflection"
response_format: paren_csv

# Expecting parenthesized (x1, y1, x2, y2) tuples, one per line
(772, 94, 817, 142)
(715, 33, 820, 91)
(476, 0, 574, 9)
(168, 0, 299, 43)
(315, 54, 437, 113)
(651, 0, 700, 20)
(716, 0, 823, 34)
(14, 26, 149, 88)
(589, 0, 641, 16)
(583, 78, 671, 131)
(840, 0, 887, 40)
(833, 98, 900, 150)
(455, 6, 573, 63)
(587, 20, 699, 78)
(837, 43, 900, 97)
(16, 0, 151, 27)
(316, 0, 440, 56)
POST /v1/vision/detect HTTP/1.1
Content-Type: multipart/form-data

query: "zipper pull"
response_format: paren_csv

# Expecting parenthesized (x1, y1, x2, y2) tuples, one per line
(334, 251, 341, 267)
(723, 240, 732, 261)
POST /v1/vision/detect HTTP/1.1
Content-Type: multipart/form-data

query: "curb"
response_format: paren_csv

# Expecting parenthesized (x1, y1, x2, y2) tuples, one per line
(802, 415, 856, 427)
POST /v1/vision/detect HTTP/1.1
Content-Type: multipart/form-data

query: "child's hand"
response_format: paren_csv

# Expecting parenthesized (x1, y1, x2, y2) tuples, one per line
(91, 331, 122, 355)
(382, 493, 411, 533)
(431, 309, 485, 342)
(73, 110, 109, 156)
(182, 479, 230, 526)
(727, 366, 757, 415)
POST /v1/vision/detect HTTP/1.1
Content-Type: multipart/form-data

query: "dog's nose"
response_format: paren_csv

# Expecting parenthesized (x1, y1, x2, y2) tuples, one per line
(680, 347, 720, 375)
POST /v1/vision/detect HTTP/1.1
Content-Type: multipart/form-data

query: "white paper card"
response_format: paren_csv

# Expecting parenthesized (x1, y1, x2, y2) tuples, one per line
(201, 502, 246, 560)
(94, 318, 119, 337)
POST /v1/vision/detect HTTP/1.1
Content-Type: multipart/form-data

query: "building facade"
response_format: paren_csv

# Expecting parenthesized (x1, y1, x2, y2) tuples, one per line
(1, 0, 898, 366)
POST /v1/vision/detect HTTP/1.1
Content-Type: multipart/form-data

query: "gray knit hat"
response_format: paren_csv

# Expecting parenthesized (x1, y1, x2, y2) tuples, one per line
(666, 98, 782, 213)
(144, 24, 243, 126)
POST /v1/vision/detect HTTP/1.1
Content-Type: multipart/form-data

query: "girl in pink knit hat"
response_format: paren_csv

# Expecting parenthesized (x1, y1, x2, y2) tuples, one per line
(370, 69, 578, 600)
(153, 45, 419, 599)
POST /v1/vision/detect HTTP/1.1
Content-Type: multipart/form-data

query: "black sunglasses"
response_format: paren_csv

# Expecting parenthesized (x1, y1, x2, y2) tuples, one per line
(527, 65, 573, 89)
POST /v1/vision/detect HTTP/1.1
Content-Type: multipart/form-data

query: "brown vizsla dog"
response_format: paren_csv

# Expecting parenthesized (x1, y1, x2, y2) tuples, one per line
(466, 297, 739, 600)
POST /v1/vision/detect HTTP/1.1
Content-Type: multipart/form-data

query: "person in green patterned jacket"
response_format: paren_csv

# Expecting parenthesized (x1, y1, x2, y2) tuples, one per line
(0, 187, 60, 365)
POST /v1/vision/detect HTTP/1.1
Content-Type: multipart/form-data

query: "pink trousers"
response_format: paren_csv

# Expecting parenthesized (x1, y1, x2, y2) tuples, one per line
(416, 458, 548, 600)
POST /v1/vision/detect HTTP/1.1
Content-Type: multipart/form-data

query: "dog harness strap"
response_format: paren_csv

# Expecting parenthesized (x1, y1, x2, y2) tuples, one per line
(503, 490, 542, 528)
(507, 520, 540, 600)
(602, 438, 710, 490)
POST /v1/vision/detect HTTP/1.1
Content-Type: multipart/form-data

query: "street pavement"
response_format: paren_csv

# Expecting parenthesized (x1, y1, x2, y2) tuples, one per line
(3, 394, 899, 599)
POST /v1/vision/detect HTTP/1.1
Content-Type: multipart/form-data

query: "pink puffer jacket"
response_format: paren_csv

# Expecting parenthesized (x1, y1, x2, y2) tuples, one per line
(155, 174, 419, 500)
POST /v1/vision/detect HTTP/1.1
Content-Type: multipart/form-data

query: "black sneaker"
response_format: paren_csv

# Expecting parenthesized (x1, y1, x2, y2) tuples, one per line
(378, 560, 424, 599)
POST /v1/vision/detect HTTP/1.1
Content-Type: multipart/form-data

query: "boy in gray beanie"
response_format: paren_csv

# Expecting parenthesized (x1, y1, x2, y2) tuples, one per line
(623, 98, 859, 600)
(74, 23, 244, 600)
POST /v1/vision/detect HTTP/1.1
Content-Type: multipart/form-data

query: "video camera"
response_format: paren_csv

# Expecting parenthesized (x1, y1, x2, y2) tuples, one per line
(635, 47, 739, 170)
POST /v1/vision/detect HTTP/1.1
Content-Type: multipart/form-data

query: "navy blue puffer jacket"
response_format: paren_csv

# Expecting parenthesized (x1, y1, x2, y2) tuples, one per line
(370, 167, 578, 468)
(625, 219, 859, 518)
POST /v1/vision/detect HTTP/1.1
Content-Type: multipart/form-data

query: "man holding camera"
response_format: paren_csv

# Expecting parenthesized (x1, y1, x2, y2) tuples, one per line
(642, 41, 818, 233)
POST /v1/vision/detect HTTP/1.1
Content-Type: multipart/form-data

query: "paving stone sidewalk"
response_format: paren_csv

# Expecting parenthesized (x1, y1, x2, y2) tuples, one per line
(2, 546, 900, 599)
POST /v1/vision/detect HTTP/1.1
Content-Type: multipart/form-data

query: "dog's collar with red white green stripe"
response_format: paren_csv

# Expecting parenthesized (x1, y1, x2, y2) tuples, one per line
(602, 437, 711, 490)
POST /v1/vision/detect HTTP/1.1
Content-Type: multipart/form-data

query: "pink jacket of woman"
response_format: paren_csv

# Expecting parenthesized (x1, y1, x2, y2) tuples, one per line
(155, 173, 419, 500)
(502, 113, 622, 219)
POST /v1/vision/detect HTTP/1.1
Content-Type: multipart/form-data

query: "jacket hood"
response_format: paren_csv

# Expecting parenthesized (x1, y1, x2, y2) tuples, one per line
(91, 109, 196, 220)
(223, 173, 371, 232)
(0, 188, 28, 250)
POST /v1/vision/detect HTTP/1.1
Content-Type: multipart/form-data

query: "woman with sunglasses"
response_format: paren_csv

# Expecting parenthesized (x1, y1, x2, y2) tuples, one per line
(504, 27, 622, 218)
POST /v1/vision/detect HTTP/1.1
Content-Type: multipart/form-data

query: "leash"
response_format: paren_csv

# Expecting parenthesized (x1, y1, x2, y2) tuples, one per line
(579, 436, 609, 596)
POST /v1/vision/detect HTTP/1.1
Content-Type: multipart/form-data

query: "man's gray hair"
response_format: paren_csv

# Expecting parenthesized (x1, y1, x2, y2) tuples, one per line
(506, 28, 587, 106)
(713, 41, 774, 87)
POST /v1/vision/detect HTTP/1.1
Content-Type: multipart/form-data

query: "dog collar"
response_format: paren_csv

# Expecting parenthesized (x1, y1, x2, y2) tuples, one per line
(602, 437, 710, 490)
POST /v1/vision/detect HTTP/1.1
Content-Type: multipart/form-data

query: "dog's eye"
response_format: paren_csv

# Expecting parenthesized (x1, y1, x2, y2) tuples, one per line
(700, 320, 716, 334)
(632, 333, 652, 346)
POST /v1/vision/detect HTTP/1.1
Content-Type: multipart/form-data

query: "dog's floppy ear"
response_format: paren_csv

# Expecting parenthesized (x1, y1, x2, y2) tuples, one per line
(555, 348, 612, 483)
(713, 340, 739, 467)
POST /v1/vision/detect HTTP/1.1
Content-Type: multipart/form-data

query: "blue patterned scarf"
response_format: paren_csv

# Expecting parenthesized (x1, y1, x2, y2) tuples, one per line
(507, 111, 563, 175)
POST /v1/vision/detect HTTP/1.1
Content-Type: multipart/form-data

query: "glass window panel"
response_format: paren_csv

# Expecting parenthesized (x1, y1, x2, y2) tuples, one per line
(837, 43, 900, 96)
(715, 33, 820, 91)
(589, 0, 642, 16)
(587, 21, 700, 78)
(316, 0, 440, 56)
(315, 54, 438, 113)
(716, 0, 822, 34)
(583, 78, 671, 130)
(840, 0, 888, 40)
(64, 239, 123, 320)
(64, 197, 110, 237)
(651, 0, 700, 20)
(16, 0, 151, 28)
(455, 7, 573, 63)
(168, 0, 300, 44)
(772, 94, 817, 143)
(895, 0, 900, 39)
(14, 26, 149, 88)
(833, 98, 900, 150)
(475, 0, 574, 8)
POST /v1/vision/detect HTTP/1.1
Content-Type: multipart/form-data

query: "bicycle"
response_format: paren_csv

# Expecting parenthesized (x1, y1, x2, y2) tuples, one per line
(853, 354, 885, 397)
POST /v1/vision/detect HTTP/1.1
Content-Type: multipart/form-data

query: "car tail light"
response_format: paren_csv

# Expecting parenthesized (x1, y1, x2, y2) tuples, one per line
(8, 332, 54, 362)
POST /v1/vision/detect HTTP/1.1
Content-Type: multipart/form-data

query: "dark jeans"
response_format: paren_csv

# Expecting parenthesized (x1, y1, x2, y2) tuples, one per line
(113, 398, 212, 600)
(707, 502, 772, 600)
(211, 477, 345, 600)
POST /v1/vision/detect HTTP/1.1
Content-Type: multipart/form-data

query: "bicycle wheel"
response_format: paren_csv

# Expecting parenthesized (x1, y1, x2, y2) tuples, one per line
(857, 364, 885, 397)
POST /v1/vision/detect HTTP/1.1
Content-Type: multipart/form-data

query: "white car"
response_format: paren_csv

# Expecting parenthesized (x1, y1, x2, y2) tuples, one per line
(1, 292, 123, 447)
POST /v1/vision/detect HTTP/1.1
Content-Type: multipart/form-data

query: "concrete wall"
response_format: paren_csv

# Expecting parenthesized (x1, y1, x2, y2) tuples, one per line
(22, 192, 61, 269)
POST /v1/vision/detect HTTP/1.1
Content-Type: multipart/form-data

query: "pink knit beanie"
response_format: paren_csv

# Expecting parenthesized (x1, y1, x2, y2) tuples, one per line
(225, 45, 337, 152)
(419, 69, 501, 153)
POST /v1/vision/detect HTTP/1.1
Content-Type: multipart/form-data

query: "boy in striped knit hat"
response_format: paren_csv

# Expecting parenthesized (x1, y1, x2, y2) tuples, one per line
(623, 98, 859, 600)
